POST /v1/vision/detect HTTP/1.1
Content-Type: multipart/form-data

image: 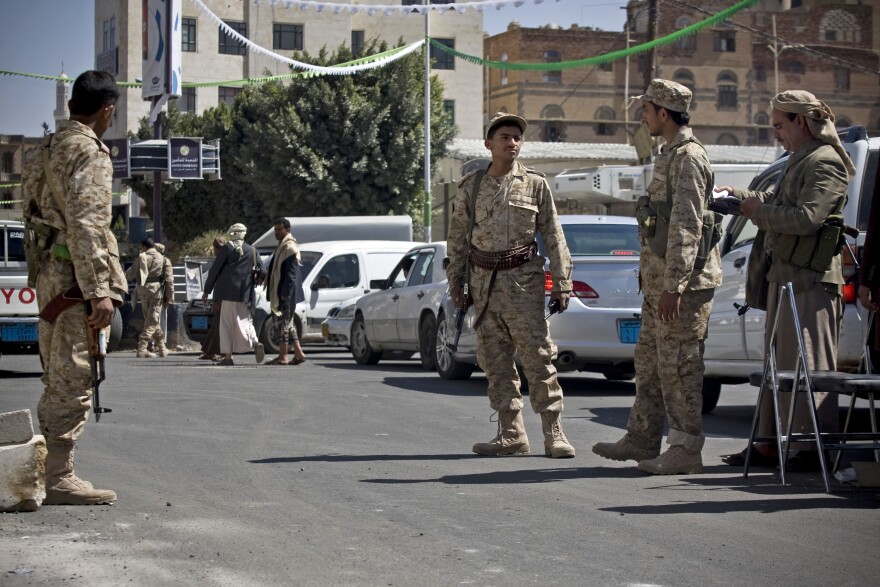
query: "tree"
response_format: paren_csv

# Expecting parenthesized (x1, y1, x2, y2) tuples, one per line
(128, 38, 456, 245)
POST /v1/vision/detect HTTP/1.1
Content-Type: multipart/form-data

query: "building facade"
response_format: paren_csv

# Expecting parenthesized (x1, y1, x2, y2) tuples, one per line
(484, 0, 880, 146)
(95, 0, 484, 142)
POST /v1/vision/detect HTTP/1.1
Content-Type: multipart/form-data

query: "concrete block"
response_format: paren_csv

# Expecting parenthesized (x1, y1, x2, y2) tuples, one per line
(0, 409, 35, 445)
(0, 435, 47, 512)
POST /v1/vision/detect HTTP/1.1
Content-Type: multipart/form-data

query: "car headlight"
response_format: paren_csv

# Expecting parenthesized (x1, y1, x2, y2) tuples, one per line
(338, 305, 356, 318)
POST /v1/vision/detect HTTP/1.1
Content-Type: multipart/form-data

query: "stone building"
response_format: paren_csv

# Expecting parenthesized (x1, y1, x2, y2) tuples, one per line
(94, 0, 484, 141)
(484, 0, 880, 146)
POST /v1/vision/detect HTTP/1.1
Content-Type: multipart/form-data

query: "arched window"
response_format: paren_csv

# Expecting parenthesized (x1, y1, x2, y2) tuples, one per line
(595, 106, 616, 136)
(717, 71, 738, 108)
(754, 111, 770, 144)
(785, 60, 805, 75)
(500, 53, 508, 86)
(541, 104, 565, 120)
(673, 69, 696, 109)
(716, 132, 739, 146)
(543, 50, 561, 84)
(820, 10, 860, 43)
(675, 17, 696, 52)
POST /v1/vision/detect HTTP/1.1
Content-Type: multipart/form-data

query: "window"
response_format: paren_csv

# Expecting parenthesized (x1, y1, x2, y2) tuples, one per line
(442, 100, 455, 125)
(351, 30, 365, 55)
(181, 87, 196, 113)
(219, 20, 247, 56)
(716, 132, 739, 146)
(321, 254, 360, 289)
(543, 50, 561, 83)
(820, 10, 860, 43)
(834, 66, 850, 90)
(2, 192, 14, 211)
(500, 54, 508, 86)
(717, 71, 738, 108)
(541, 104, 565, 120)
(595, 106, 616, 136)
(714, 30, 736, 52)
(1, 152, 12, 173)
(408, 251, 435, 287)
(754, 112, 770, 144)
(273, 23, 303, 51)
(675, 17, 696, 52)
(599, 61, 613, 72)
(544, 124, 563, 142)
(561, 223, 640, 256)
(182, 18, 197, 52)
(102, 17, 115, 52)
(431, 38, 455, 70)
(785, 60, 805, 75)
(218, 86, 241, 107)
(755, 65, 767, 82)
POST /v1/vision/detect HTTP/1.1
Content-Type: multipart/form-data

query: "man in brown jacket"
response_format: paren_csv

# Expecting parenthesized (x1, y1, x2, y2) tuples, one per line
(718, 90, 855, 469)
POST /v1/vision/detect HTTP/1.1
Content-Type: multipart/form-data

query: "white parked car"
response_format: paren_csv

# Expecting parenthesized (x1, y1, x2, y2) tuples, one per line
(322, 295, 363, 347)
(702, 128, 876, 412)
(350, 242, 449, 369)
(434, 215, 643, 381)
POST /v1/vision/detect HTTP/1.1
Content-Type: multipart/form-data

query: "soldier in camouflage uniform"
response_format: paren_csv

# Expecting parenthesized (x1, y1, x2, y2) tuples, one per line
(125, 237, 173, 357)
(446, 112, 576, 459)
(592, 80, 722, 475)
(22, 71, 127, 504)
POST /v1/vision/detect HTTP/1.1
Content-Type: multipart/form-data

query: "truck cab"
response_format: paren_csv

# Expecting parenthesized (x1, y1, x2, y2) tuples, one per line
(0, 219, 39, 351)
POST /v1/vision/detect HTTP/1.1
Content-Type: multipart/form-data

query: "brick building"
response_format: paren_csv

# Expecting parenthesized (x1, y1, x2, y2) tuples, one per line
(484, 0, 880, 146)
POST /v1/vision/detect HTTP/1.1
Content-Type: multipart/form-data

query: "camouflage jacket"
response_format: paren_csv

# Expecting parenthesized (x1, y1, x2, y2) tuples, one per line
(125, 248, 172, 302)
(446, 160, 572, 292)
(640, 127, 722, 293)
(732, 140, 848, 292)
(21, 120, 127, 302)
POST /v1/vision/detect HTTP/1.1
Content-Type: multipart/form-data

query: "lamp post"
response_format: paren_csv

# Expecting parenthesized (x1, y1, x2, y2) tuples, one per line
(768, 14, 803, 96)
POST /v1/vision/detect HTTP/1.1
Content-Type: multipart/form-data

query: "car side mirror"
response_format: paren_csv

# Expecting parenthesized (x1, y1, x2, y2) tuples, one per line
(369, 279, 387, 290)
(442, 257, 450, 270)
(312, 274, 331, 290)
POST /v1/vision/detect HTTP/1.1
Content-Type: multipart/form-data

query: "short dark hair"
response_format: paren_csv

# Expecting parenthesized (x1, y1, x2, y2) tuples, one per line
(69, 71, 119, 116)
(141, 237, 155, 249)
(647, 102, 690, 126)
(274, 218, 291, 230)
(487, 123, 523, 140)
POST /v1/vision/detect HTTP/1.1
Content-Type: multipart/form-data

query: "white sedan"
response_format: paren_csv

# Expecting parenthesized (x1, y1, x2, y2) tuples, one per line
(434, 215, 643, 381)
(350, 242, 449, 370)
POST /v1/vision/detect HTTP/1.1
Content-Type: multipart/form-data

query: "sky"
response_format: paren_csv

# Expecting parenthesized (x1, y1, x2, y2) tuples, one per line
(0, 0, 629, 137)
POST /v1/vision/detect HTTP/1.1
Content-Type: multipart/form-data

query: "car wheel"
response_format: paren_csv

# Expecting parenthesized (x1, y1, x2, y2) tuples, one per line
(419, 314, 437, 371)
(108, 308, 123, 352)
(351, 314, 383, 365)
(602, 366, 636, 381)
(702, 378, 722, 414)
(434, 313, 474, 380)
(259, 317, 281, 356)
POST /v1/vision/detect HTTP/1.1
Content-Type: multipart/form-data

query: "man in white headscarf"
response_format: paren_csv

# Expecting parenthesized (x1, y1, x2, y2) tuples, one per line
(717, 90, 854, 470)
(202, 223, 265, 366)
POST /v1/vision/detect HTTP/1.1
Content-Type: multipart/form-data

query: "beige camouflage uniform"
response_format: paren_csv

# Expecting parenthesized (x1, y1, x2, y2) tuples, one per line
(447, 159, 572, 414)
(125, 245, 173, 356)
(629, 89, 722, 458)
(22, 120, 127, 445)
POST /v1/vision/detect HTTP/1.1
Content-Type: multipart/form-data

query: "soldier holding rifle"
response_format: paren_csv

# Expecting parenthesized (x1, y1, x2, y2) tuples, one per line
(22, 71, 127, 505)
(446, 112, 575, 459)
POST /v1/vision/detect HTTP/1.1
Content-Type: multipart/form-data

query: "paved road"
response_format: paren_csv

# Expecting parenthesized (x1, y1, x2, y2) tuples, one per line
(1, 348, 878, 586)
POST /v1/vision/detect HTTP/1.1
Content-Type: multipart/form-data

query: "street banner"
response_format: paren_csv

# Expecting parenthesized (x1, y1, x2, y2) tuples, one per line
(104, 138, 131, 180)
(168, 137, 202, 179)
(142, 0, 182, 100)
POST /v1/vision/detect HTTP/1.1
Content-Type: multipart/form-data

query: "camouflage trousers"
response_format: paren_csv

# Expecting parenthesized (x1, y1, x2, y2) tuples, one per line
(627, 287, 714, 450)
(139, 295, 164, 349)
(472, 263, 564, 413)
(35, 255, 96, 446)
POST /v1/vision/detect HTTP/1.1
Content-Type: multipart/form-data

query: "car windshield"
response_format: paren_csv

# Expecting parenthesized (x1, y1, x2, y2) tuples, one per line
(299, 251, 322, 280)
(562, 223, 640, 256)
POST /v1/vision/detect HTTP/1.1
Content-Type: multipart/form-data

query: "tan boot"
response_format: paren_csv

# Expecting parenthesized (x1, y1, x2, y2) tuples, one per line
(136, 342, 156, 358)
(592, 433, 660, 462)
(472, 410, 530, 456)
(637, 446, 703, 475)
(540, 411, 576, 458)
(43, 444, 117, 505)
(156, 340, 170, 357)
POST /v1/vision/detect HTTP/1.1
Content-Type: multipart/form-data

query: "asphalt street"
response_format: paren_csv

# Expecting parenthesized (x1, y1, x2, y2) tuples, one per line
(1, 347, 878, 587)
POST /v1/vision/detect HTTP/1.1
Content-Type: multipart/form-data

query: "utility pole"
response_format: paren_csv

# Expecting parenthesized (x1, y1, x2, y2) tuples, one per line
(642, 0, 659, 90)
(423, 0, 432, 244)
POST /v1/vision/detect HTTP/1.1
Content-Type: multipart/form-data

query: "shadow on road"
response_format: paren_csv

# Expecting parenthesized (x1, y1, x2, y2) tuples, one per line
(249, 453, 476, 464)
(0, 369, 42, 379)
(361, 465, 650, 485)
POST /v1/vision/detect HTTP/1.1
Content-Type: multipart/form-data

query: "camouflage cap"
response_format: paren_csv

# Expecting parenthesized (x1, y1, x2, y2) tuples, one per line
(486, 112, 527, 139)
(637, 78, 692, 113)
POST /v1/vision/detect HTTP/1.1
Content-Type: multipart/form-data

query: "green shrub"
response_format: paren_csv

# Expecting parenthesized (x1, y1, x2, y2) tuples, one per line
(171, 229, 228, 262)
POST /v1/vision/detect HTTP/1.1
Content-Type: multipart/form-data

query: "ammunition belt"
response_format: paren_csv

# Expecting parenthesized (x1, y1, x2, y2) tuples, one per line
(469, 241, 537, 271)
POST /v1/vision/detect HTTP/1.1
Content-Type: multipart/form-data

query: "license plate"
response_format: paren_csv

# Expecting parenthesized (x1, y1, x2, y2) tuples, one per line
(191, 315, 210, 330)
(321, 323, 329, 338)
(618, 319, 640, 344)
(2, 323, 38, 343)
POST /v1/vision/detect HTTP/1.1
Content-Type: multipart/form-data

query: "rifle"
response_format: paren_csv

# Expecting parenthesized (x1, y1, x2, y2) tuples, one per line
(545, 298, 561, 320)
(84, 301, 111, 422)
(449, 306, 466, 353)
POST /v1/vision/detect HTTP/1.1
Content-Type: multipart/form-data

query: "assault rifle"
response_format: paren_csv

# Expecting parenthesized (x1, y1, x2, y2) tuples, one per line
(545, 298, 561, 320)
(449, 307, 466, 353)
(84, 302, 111, 422)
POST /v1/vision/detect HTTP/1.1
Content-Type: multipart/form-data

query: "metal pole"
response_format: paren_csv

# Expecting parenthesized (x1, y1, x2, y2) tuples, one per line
(152, 96, 163, 243)
(623, 15, 631, 145)
(423, 3, 432, 243)
(772, 14, 779, 97)
(642, 0, 659, 90)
